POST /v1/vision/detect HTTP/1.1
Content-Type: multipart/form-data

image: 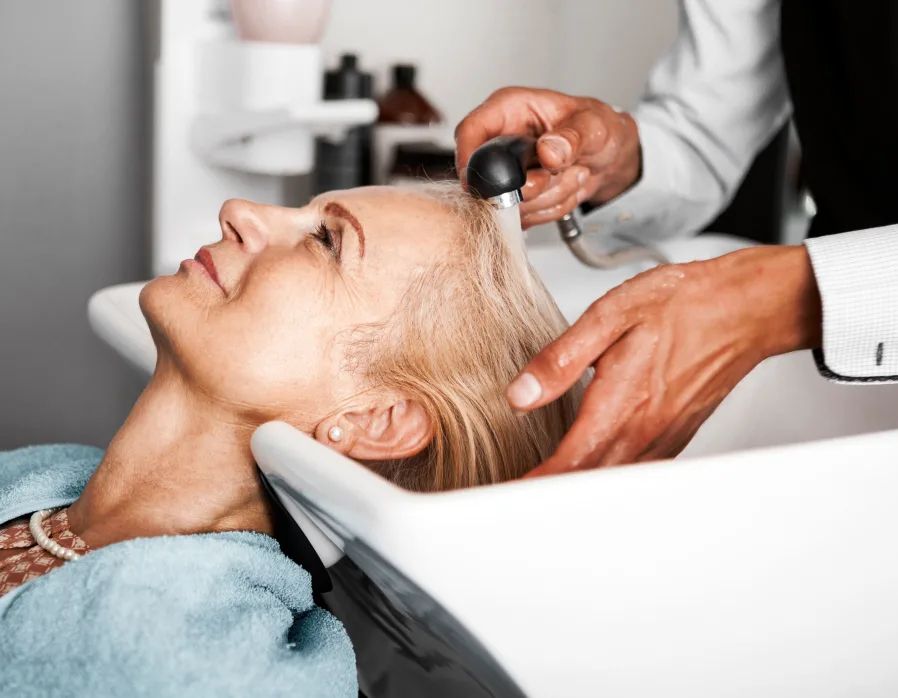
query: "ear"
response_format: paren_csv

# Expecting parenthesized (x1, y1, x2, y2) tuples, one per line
(314, 398, 433, 461)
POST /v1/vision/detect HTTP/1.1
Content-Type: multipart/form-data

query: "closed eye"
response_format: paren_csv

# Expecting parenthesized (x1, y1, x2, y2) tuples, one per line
(311, 221, 342, 261)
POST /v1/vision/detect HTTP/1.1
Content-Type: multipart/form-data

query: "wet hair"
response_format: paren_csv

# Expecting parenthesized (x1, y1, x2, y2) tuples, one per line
(357, 183, 583, 491)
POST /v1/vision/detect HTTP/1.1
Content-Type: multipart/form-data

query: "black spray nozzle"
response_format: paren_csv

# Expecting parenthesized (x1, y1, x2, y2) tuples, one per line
(466, 136, 538, 200)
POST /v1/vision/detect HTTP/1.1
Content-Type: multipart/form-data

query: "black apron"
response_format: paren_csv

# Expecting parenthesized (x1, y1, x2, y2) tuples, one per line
(780, 0, 898, 237)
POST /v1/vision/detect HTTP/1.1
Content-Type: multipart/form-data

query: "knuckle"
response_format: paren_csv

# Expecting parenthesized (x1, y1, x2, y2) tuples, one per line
(526, 169, 550, 187)
(582, 97, 611, 116)
(543, 186, 572, 208)
(490, 85, 522, 102)
(518, 200, 539, 217)
(521, 210, 547, 226)
(527, 189, 561, 212)
(522, 179, 550, 201)
(623, 262, 690, 298)
(556, 126, 583, 151)
(569, 164, 590, 182)
(530, 212, 556, 226)
(584, 294, 611, 319)
(537, 341, 579, 377)
(531, 186, 579, 218)
(561, 192, 579, 214)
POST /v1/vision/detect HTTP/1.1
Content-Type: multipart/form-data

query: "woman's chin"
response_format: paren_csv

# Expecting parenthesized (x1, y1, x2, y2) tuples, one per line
(138, 274, 192, 343)
(139, 274, 168, 317)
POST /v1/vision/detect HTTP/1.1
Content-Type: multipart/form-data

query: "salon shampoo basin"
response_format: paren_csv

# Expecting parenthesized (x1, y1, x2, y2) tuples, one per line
(88, 233, 898, 696)
(253, 421, 898, 698)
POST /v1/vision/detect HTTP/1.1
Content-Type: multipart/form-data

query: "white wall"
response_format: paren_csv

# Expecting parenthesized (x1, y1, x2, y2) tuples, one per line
(0, 1, 679, 448)
(557, 0, 678, 106)
(321, 0, 678, 126)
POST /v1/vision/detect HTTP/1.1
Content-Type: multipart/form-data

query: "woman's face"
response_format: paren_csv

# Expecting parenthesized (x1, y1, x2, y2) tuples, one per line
(141, 186, 457, 429)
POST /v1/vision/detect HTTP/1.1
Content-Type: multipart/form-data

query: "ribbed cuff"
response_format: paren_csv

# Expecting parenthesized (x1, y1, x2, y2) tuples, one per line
(804, 226, 898, 381)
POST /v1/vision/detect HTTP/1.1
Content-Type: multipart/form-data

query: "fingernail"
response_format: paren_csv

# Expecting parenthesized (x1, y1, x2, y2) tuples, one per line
(577, 170, 587, 186)
(507, 372, 542, 408)
(542, 135, 571, 163)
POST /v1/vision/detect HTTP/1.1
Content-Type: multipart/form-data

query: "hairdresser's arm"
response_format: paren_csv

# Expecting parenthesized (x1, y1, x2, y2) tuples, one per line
(506, 245, 822, 473)
(593, 0, 791, 241)
(454, 0, 790, 237)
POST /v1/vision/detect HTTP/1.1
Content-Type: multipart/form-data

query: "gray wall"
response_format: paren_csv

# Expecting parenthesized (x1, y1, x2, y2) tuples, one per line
(0, 1, 147, 449)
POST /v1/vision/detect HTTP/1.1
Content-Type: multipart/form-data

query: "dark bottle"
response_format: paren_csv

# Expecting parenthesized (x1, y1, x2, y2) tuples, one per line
(388, 142, 456, 184)
(377, 64, 442, 125)
(314, 54, 374, 193)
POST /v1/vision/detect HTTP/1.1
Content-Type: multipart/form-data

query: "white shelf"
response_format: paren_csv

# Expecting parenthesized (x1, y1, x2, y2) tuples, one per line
(191, 99, 378, 175)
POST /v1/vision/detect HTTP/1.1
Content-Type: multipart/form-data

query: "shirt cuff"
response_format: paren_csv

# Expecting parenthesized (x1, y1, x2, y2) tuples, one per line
(804, 226, 898, 382)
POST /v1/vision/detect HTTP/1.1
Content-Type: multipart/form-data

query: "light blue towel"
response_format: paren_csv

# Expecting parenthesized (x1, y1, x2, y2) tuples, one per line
(0, 444, 357, 697)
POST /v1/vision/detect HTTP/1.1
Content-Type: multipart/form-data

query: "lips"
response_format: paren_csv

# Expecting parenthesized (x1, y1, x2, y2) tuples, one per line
(194, 248, 224, 293)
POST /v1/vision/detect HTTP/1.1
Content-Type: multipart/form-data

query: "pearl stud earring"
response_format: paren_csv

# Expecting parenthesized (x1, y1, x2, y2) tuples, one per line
(328, 426, 344, 442)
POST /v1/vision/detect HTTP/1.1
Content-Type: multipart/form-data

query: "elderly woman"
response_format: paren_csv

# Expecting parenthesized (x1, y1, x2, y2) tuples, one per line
(0, 184, 581, 695)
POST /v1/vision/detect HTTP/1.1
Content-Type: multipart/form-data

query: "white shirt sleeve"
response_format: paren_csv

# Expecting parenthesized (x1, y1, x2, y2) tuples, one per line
(804, 228, 898, 383)
(584, 0, 793, 242)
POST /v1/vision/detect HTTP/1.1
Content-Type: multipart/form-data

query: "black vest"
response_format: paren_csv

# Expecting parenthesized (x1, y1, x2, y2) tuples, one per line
(781, 1, 898, 237)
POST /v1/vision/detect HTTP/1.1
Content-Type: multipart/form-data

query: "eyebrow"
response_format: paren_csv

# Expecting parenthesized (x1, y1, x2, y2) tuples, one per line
(324, 202, 366, 258)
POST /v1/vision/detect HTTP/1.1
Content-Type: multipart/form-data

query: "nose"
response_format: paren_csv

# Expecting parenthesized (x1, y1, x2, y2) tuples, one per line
(219, 198, 309, 254)
(218, 199, 271, 254)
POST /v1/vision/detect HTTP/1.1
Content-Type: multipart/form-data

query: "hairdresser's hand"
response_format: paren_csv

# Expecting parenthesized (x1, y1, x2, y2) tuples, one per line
(455, 87, 640, 228)
(507, 246, 823, 474)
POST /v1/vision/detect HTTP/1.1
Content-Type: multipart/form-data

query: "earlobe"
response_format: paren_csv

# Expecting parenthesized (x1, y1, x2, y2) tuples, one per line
(312, 419, 355, 455)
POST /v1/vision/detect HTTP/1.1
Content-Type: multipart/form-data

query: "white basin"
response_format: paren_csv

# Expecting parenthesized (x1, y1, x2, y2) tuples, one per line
(254, 422, 898, 698)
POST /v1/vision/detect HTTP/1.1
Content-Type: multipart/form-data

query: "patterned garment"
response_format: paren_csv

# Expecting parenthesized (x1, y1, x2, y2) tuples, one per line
(0, 509, 90, 597)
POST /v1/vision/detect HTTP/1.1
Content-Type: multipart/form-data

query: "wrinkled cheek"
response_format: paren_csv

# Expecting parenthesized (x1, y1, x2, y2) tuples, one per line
(199, 303, 342, 418)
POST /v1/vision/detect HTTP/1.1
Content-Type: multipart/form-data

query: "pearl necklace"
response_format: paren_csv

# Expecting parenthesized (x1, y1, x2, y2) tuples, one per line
(29, 508, 82, 562)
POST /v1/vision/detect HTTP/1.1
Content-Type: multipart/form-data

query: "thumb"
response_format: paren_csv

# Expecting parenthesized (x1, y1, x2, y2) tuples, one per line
(537, 106, 610, 172)
(506, 295, 627, 412)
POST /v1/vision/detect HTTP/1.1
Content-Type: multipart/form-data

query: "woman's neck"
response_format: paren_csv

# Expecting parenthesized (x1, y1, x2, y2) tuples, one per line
(67, 362, 276, 549)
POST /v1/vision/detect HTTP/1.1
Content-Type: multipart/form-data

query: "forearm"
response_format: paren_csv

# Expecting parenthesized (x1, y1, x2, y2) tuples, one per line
(582, 0, 791, 242)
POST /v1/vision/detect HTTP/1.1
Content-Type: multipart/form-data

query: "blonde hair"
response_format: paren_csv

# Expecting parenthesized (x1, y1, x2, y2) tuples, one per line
(356, 183, 582, 491)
